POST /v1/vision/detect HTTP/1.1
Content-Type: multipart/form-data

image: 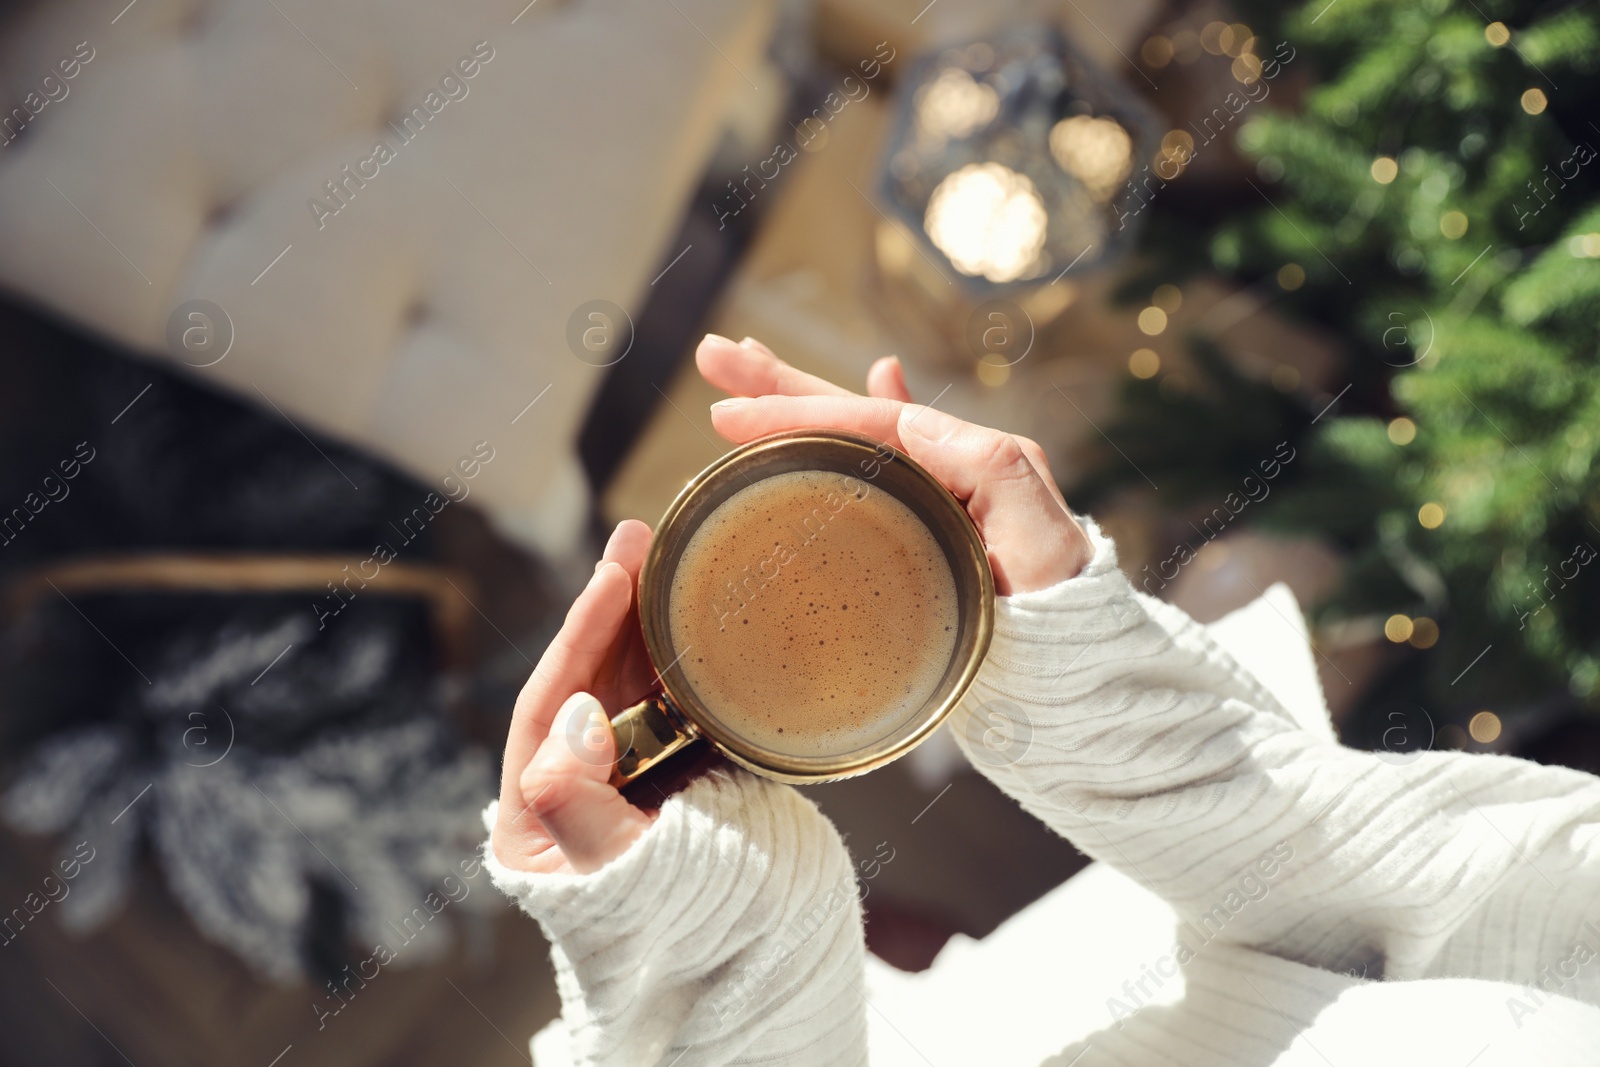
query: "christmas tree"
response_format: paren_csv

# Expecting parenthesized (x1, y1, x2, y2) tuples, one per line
(1085, 0, 1600, 740)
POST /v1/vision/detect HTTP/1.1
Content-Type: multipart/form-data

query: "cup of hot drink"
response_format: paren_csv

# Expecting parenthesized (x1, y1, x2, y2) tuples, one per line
(607, 429, 994, 789)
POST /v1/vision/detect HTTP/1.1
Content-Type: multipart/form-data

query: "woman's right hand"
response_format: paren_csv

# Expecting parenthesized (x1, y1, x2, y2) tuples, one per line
(696, 334, 1093, 595)
(491, 520, 659, 877)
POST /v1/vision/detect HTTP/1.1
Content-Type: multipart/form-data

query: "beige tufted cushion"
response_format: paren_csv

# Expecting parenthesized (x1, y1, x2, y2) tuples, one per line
(0, 0, 775, 557)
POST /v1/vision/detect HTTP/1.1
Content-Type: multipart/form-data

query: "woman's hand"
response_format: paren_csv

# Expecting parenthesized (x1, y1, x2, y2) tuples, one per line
(491, 520, 660, 875)
(697, 334, 1093, 594)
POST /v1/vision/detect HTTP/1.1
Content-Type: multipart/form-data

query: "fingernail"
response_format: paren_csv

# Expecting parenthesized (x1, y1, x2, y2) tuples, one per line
(738, 336, 762, 349)
(557, 692, 607, 750)
(703, 333, 736, 348)
(711, 397, 750, 413)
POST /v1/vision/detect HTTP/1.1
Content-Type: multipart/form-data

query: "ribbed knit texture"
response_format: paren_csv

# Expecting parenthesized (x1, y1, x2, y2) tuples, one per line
(489, 517, 1600, 1065)
(951, 520, 1600, 993)
(484, 768, 867, 1066)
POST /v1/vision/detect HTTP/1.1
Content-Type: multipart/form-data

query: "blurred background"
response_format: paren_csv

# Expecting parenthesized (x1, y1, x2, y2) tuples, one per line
(0, 0, 1597, 1062)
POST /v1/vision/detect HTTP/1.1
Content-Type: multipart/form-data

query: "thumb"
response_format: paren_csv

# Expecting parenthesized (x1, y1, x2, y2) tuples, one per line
(896, 405, 1090, 595)
(519, 692, 654, 874)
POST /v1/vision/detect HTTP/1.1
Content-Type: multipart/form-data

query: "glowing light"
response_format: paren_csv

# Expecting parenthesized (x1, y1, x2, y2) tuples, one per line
(976, 356, 1011, 387)
(1468, 710, 1501, 744)
(1049, 115, 1134, 203)
(923, 162, 1049, 283)
(1222, 24, 1254, 58)
(1160, 129, 1196, 175)
(1129, 348, 1161, 378)
(1571, 233, 1600, 258)
(1387, 417, 1417, 445)
(1409, 616, 1439, 649)
(1232, 54, 1263, 84)
(1385, 614, 1414, 643)
(1521, 88, 1548, 115)
(1371, 156, 1399, 184)
(1278, 263, 1305, 290)
(1141, 36, 1174, 68)
(1485, 22, 1510, 47)
(1440, 210, 1469, 239)
(915, 68, 1000, 141)
(1137, 306, 1168, 335)
(1418, 501, 1446, 529)
(1162, 129, 1196, 157)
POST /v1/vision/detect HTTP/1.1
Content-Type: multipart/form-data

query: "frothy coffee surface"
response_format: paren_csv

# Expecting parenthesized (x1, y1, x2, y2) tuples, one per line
(668, 469, 958, 757)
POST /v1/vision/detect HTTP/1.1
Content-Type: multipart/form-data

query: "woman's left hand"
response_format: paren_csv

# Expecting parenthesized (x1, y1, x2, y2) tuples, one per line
(696, 334, 1090, 594)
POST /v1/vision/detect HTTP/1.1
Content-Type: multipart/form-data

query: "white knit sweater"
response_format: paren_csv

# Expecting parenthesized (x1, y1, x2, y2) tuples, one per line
(485, 519, 1600, 1066)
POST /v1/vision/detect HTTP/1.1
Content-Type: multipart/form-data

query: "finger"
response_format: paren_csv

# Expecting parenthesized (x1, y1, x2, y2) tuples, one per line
(597, 518, 652, 582)
(709, 393, 1033, 511)
(1012, 434, 1070, 514)
(696, 334, 855, 399)
(520, 692, 653, 874)
(896, 406, 1089, 593)
(594, 518, 658, 702)
(709, 393, 908, 448)
(867, 356, 914, 402)
(708, 394, 1089, 592)
(500, 562, 633, 805)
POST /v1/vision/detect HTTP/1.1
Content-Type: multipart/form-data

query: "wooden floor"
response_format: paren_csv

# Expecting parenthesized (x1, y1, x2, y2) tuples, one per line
(0, 823, 562, 1067)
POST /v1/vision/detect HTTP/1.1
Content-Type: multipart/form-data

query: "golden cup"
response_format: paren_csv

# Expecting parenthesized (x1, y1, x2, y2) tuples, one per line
(609, 429, 994, 788)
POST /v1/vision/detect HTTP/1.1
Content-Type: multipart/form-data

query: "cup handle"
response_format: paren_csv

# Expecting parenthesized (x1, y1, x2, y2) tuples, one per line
(608, 692, 701, 788)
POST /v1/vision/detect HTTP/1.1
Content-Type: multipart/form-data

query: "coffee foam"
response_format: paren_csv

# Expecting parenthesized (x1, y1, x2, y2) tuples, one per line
(668, 469, 958, 757)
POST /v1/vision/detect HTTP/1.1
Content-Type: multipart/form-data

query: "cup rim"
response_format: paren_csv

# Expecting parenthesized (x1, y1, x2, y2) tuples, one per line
(637, 429, 995, 784)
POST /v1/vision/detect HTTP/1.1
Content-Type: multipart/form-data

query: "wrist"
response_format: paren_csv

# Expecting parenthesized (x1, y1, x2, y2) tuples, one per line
(995, 513, 1096, 594)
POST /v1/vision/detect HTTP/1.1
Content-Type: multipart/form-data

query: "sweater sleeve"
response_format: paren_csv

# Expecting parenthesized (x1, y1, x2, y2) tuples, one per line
(951, 517, 1600, 986)
(483, 767, 867, 1067)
